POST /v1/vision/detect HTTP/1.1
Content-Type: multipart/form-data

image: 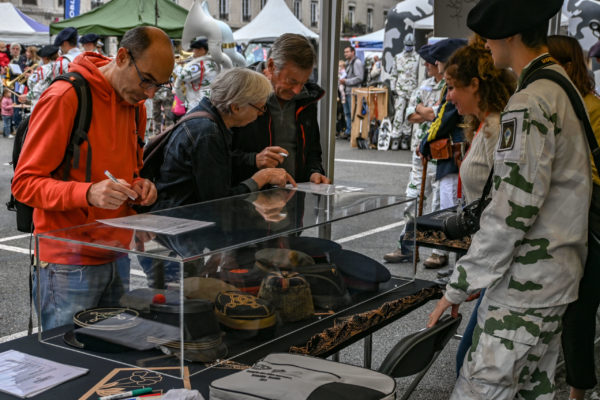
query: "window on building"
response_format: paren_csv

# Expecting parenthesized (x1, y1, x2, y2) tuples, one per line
(242, 0, 251, 21)
(383, 9, 388, 23)
(348, 5, 355, 26)
(367, 8, 373, 32)
(261, 0, 267, 9)
(310, 1, 318, 27)
(219, 0, 229, 20)
(294, 0, 302, 21)
(22, 0, 37, 4)
(57, 0, 64, 7)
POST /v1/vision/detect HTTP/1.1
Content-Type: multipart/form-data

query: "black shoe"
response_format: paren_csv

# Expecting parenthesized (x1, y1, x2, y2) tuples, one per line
(436, 267, 454, 279)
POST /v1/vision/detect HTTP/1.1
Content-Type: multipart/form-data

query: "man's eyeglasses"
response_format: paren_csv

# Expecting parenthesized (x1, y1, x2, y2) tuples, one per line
(249, 103, 267, 113)
(127, 49, 172, 91)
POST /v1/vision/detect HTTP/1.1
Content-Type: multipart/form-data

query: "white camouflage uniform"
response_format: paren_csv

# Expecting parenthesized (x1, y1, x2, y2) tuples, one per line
(174, 55, 219, 111)
(26, 62, 55, 110)
(52, 47, 81, 77)
(391, 49, 419, 138)
(404, 75, 444, 212)
(446, 57, 592, 400)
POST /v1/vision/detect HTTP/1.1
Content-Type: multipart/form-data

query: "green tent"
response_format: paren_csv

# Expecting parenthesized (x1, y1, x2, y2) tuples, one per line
(50, 0, 188, 38)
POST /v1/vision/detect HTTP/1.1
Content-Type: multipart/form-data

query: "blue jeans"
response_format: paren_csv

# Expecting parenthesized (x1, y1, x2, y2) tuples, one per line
(456, 288, 485, 376)
(2, 115, 11, 137)
(33, 257, 130, 330)
(343, 93, 352, 135)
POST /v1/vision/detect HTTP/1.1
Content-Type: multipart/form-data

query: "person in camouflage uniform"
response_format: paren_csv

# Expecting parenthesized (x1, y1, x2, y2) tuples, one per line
(428, 1, 592, 399)
(150, 85, 174, 136)
(383, 45, 443, 263)
(391, 34, 419, 144)
(174, 38, 219, 111)
(23, 45, 58, 111)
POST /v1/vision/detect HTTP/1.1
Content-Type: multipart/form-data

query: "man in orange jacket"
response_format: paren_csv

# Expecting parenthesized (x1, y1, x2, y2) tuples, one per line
(12, 26, 174, 330)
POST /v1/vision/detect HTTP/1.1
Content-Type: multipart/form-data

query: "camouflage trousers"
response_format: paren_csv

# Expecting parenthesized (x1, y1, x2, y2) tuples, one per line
(392, 96, 412, 138)
(451, 295, 566, 400)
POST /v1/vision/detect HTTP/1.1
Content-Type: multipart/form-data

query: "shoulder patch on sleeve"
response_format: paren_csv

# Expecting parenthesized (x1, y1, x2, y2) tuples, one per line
(496, 109, 527, 162)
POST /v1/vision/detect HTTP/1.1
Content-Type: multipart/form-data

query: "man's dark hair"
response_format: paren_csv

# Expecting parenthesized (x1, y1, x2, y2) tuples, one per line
(345, 45, 356, 53)
(67, 36, 77, 47)
(520, 21, 549, 50)
(269, 33, 316, 71)
(120, 26, 152, 59)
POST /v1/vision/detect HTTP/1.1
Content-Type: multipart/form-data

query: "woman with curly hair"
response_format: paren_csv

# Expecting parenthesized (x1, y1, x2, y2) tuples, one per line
(547, 34, 600, 400)
(443, 40, 517, 375)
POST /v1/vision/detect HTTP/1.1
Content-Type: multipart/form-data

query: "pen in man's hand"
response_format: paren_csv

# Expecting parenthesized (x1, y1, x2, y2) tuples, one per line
(278, 152, 288, 158)
(104, 170, 136, 200)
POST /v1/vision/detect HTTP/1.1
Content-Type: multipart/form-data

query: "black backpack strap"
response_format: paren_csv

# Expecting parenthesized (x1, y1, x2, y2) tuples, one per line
(52, 72, 93, 182)
(520, 68, 600, 170)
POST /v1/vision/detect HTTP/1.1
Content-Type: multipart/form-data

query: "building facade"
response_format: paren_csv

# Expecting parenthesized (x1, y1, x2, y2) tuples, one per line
(5, 0, 398, 35)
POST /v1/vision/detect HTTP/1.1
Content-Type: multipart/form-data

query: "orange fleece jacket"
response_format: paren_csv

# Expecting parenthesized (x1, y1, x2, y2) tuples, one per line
(12, 52, 146, 265)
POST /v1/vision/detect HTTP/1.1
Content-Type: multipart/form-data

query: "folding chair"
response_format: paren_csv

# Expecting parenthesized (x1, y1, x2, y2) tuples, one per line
(378, 314, 462, 400)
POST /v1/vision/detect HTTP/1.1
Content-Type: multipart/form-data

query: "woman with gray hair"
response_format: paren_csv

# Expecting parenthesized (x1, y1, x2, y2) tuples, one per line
(151, 68, 296, 210)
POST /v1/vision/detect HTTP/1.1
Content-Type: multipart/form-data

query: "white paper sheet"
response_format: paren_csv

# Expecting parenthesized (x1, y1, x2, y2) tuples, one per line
(286, 183, 364, 196)
(97, 214, 214, 235)
(0, 350, 89, 398)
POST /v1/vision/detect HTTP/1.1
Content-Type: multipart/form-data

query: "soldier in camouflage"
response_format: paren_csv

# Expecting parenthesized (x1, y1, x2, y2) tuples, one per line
(384, 44, 444, 263)
(22, 45, 59, 111)
(390, 34, 419, 145)
(174, 37, 219, 111)
(427, 0, 592, 399)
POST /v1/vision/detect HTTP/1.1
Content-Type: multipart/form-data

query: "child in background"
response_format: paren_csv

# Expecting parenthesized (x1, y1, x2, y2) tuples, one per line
(1, 88, 14, 137)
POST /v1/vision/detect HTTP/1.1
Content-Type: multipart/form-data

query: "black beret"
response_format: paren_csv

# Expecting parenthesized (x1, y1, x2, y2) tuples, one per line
(429, 38, 467, 63)
(38, 45, 59, 58)
(79, 33, 99, 44)
(467, 0, 563, 40)
(417, 44, 436, 65)
(54, 27, 77, 47)
(190, 38, 208, 50)
(590, 41, 600, 58)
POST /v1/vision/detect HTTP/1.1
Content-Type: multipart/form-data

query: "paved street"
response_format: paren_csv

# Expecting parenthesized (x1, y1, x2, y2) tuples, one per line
(0, 133, 596, 398)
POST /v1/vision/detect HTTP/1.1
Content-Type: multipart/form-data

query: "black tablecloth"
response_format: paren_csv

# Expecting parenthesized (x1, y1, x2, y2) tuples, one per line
(0, 279, 441, 400)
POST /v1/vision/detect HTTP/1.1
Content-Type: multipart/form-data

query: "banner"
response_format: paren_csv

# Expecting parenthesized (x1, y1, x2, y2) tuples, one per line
(64, 0, 80, 19)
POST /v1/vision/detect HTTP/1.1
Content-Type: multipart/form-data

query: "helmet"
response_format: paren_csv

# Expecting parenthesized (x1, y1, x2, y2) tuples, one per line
(404, 33, 415, 47)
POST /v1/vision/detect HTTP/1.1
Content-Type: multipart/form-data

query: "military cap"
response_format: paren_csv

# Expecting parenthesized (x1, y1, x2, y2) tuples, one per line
(589, 41, 600, 58)
(38, 45, 59, 58)
(190, 37, 208, 50)
(417, 44, 436, 65)
(429, 38, 467, 63)
(328, 249, 391, 292)
(79, 33, 99, 44)
(53, 27, 78, 47)
(467, 0, 563, 40)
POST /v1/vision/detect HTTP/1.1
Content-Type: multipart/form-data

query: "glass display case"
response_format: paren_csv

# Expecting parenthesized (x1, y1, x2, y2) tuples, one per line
(36, 187, 417, 380)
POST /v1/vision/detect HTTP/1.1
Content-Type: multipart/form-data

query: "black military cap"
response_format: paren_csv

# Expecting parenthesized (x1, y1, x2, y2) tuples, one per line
(38, 45, 59, 58)
(429, 38, 468, 63)
(53, 27, 78, 47)
(190, 37, 208, 50)
(589, 41, 600, 58)
(79, 33, 99, 44)
(467, 0, 563, 40)
(328, 249, 391, 292)
(417, 44, 436, 65)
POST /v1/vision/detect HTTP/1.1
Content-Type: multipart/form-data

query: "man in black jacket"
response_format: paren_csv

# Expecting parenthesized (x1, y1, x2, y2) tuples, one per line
(231, 33, 330, 185)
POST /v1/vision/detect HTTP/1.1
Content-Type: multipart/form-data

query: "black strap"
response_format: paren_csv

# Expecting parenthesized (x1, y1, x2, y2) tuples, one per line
(520, 68, 600, 170)
(52, 72, 93, 182)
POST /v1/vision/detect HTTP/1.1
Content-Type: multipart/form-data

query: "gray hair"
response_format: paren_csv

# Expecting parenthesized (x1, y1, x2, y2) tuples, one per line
(210, 68, 273, 114)
(268, 33, 315, 71)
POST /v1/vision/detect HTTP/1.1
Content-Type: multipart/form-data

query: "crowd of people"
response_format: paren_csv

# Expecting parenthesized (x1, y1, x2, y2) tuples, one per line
(5, 0, 600, 396)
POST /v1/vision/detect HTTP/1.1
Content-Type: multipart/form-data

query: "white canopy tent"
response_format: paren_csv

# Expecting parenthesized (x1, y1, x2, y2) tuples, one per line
(349, 28, 385, 43)
(0, 3, 49, 45)
(233, 0, 318, 42)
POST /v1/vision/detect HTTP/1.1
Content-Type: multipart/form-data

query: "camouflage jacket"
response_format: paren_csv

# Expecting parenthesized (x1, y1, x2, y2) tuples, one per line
(27, 62, 55, 109)
(174, 55, 220, 110)
(445, 56, 592, 308)
(393, 50, 419, 99)
(52, 48, 81, 77)
(405, 76, 444, 152)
